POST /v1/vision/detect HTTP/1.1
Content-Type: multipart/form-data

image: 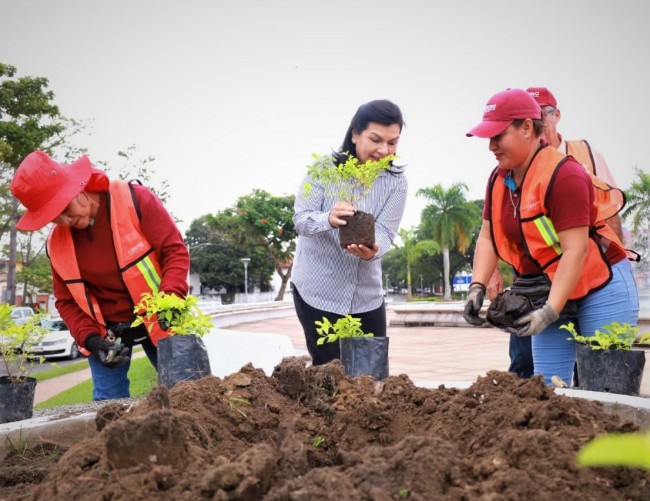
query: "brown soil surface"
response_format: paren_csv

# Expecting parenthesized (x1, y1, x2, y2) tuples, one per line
(2, 359, 650, 500)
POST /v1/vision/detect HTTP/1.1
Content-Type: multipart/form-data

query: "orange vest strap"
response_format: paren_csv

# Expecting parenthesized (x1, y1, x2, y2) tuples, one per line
(566, 140, 596, 176)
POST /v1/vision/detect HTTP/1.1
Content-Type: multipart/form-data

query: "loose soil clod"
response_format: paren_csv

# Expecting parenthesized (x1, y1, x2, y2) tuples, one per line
(1, 359, 649, 500)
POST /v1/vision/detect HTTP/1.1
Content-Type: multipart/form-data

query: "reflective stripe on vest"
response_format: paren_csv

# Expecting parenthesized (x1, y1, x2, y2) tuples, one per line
(489, 146, 628, 300)
(47, 180, 167, 346)
(533, 215, 562, 256)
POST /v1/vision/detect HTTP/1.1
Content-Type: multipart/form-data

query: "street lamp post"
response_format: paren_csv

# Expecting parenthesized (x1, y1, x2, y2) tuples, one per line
(384, 274, 390, 293)
(240, 258, 251, 302)
(420, 274, 424, 298)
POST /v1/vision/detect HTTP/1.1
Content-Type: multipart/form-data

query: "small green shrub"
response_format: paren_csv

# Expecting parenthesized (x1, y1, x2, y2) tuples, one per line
(132, 292, 212, 337)
(0, 304, 47, 382)
(315, 315, 373, 345)
(302, 153, 395, 206)
(562, 321, 650, 351)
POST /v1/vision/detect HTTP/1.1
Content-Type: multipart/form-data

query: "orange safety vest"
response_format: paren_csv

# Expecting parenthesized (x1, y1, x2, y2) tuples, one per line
(566, 140, 597, 177)
(47, 180, 167, 350)
(489, 146, 631, 300)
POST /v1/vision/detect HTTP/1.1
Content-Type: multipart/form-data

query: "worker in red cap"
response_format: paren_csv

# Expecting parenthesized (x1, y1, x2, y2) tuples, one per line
(484, 87, 628, 380)
(10, 151, 189, 400)
(463, 88, 637, 387)
(527, 87, 613, 180)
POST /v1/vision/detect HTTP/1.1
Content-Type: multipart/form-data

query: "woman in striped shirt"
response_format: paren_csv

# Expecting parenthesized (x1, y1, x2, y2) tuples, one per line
(292, 99, 408, 365)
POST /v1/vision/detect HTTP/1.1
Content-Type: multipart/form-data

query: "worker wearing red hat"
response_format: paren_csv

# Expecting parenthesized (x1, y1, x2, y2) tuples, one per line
(10, 151, 189, 400)
(526, 87, 619, 192)
(485, 87, 627, 379)
(463, 88, 638, 387)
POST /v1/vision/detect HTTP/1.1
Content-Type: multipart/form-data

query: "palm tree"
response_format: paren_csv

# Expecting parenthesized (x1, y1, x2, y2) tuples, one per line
(622, 168, 650, 233)
(392, 228, 439, 301)
(621, 168, 650, 271)
(417, 183, 481, 300)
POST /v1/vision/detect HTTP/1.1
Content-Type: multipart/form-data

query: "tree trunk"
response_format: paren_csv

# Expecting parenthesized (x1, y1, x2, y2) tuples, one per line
(274, 263, 292, 301)
(6, 199, 18, 305)
(443, 246, 451, 300)
(406, 263, 413, 302)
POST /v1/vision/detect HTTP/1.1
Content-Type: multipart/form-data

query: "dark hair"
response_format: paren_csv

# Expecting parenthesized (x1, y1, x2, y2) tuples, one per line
(512, 118, 544, 137)
(334, 99, 404, 163)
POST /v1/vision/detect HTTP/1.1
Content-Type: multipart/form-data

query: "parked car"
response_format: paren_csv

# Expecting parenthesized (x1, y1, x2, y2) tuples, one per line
(31, 317, 80, 360)
(0, 306, 36, 346)
(10, 306, 35, 325)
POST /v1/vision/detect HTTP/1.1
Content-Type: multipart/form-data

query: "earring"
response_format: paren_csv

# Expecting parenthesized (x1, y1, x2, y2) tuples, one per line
(352, 139, 356, 144)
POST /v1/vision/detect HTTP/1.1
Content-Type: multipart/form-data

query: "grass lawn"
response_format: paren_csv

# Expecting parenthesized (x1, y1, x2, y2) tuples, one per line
(34, 355, 158, 410)
(33, 359, 90, 382)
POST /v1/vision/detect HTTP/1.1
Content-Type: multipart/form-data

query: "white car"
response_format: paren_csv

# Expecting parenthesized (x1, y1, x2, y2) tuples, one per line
(10, 306, 35, 325)
(31, 317, 80, 360)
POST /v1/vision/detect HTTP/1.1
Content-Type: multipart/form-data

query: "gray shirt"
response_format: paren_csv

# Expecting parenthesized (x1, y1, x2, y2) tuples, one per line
(292, 160, 407, 315)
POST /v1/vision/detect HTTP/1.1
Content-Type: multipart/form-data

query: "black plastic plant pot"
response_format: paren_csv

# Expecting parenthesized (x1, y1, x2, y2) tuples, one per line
(575, 344, 646, 396)
(0, 376, 37, 424)
(339, 337, 389, 380)
(157, 335, 212, 389)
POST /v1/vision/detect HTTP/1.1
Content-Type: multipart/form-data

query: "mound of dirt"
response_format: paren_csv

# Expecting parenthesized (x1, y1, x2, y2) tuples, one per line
(2, 358, 649, 500)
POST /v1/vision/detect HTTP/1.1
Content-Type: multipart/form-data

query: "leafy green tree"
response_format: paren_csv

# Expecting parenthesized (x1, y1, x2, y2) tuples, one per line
(186, 212, 275, 295)
(381, 248, 407, 292)
(0, 62, 67, 304)
(391, 228, 439, 301)
(621, 168, 650, 233)
(417, 183, 481, 300)
(234, 190, 296, 300)
(15, 253, 52, 305)
(186, 190, 297, 300)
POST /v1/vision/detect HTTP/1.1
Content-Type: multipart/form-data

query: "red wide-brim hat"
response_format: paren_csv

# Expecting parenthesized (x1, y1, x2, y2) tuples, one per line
(11, 151, 93, 231)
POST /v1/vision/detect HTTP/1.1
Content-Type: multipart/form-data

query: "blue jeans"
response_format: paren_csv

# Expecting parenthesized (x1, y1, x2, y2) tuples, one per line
(532, 259, 639, 385)
(508, 335, 533, 378)
(88, 335, 158, 401)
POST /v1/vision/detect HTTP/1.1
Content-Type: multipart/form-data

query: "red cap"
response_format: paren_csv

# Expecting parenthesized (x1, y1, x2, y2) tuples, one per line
(466, 88, 542, 138)
(10, 151, 93, 231)
(526, 87, 557, 108)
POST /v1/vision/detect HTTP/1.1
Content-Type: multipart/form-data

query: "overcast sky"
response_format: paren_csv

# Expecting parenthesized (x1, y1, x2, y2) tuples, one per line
(3, 0, 649, 235)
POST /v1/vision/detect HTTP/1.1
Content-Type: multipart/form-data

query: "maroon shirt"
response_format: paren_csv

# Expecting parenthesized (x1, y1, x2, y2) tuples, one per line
(483, 157, 624, 274)
(52, 184, 189, 347)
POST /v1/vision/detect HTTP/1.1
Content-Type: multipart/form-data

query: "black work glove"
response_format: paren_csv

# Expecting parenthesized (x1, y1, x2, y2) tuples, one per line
(463, 282, 487, 326)
(85, 334, 131, 368)
(512, 302, 559, 337)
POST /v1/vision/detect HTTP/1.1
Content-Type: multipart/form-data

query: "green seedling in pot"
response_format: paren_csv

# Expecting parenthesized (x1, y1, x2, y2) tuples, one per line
(302, 153, 396, 206)
(315, 315, 374, 345)
(561, 321, 650, 350)
(0, 304, 47, 383)
(132, 291, 213, 337)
